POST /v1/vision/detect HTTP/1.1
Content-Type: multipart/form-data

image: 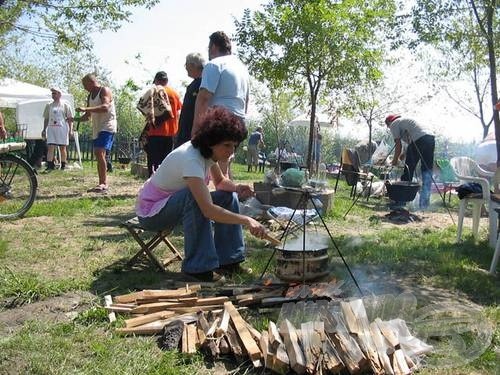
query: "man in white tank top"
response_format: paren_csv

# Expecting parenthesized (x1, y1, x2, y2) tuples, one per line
(77, 74, 117, 193)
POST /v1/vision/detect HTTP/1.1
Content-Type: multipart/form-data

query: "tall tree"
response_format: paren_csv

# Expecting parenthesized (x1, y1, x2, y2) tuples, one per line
(235, 0, 396, 170)
(0, 0, 159, 51)
(412, 0, 499, 165)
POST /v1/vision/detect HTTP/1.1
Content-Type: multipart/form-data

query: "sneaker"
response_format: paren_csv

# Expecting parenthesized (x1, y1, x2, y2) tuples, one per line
(183, 271, 226, 283)
(218, 262, 253, 276)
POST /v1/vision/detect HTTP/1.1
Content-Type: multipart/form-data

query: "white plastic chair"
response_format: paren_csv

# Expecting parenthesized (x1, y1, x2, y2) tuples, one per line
(489, 168, 500, 249)
(450, 157, 493, 242)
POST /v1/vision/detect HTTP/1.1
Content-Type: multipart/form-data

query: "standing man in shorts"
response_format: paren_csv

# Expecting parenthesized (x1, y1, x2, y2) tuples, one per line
(78, 74, 117, 193)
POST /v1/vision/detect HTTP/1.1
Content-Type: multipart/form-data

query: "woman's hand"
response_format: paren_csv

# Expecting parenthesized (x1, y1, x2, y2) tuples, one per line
(236, 184, 255, 200)
(246, 217, 267, 239)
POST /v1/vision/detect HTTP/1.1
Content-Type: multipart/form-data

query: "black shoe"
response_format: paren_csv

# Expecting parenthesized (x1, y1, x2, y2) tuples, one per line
(183, 271, 225, 283)
(218, 262, 253, 276)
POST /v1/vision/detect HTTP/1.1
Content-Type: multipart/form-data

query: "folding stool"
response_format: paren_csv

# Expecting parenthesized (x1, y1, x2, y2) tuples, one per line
(121, 217, 183, 271)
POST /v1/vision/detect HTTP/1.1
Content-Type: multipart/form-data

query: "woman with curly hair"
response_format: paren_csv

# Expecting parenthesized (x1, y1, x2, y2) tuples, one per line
(136, 106, 267, 282)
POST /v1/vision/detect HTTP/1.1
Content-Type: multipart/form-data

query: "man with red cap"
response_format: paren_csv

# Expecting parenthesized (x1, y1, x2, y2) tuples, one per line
(385, 114, 435, 209)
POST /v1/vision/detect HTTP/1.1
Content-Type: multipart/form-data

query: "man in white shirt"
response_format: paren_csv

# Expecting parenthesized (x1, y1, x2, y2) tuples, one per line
(193, 31, 249, 177)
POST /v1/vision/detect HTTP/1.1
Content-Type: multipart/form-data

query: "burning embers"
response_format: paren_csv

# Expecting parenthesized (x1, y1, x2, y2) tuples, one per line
(384, 208, 422, 224)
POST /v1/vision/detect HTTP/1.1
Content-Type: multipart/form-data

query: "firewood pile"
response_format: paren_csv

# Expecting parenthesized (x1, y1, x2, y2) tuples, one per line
(105, 283, 432, 374)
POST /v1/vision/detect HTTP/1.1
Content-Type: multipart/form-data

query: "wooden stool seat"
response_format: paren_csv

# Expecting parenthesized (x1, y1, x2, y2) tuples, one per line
(121, 217, 183, 272)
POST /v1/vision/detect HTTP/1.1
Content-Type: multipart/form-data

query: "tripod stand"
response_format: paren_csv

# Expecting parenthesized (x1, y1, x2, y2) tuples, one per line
(260, 186, 363, 296)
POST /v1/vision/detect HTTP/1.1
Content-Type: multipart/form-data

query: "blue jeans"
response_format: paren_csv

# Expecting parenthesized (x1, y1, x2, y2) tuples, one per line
(138, 189, 245, 273)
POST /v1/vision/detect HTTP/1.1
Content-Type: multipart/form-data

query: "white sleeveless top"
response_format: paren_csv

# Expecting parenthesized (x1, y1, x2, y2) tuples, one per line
(88, 87, 117, 139)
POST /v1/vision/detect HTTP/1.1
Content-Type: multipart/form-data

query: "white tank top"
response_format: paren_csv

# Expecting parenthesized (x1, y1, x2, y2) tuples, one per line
(88, 87, 117, 139)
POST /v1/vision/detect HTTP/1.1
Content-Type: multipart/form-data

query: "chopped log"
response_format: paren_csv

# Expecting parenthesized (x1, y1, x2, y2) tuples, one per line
(375, 318, 399, 350)
(392, 349, 411, 375)
(272, 344, 291, 375)
(224, 301, 262, 361)
(197, 312, 219, 358)
(260, 330, 270, 367)
(116, 319, 169, 335)
(206, 317, 221, 337)
(327, 310, 367, 374)
(369, 321, 394, 375)
(244, 320, 262, 342)
(125, 311, 175, 328)
(130, 301, 185, 314)
(114, 287, 198, 304)
(279, 319, 306, 375)
(347, 299, 383, 375)
(268, 321, 284, 351)
(301, 321, 321, 374)
(321, 336, 344, 373)
(216, 307, 230, 337)
(218, 336, 230, 354)
(226, 321, 244, 361)
(104, 295, 116, 323)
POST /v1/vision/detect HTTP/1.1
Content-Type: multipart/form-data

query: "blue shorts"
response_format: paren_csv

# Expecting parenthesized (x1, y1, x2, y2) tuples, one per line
(93, 131, 114, 150)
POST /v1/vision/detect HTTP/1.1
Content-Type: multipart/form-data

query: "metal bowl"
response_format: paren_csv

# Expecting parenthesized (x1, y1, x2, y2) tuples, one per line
(385, 181, 420, 202)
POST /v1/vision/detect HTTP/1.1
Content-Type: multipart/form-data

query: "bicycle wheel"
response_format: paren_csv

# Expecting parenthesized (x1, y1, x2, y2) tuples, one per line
(0, 153, 38, 219)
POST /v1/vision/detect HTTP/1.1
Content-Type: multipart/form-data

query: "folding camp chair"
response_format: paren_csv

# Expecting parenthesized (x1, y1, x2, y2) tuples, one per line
(121, 217, 183, 272)
(334, 148, 374, 201)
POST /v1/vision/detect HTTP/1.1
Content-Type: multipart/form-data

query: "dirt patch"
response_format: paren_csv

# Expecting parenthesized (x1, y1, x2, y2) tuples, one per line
(0, 291, 96, 336)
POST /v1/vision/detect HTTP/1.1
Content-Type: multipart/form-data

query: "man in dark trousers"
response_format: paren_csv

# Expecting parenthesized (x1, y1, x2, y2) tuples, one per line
(385, 114, 435, 209)
(175, 53, 205, 148)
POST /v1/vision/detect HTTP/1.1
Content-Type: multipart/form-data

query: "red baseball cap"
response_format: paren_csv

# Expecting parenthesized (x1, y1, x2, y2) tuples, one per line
(385, 114, 401, 125)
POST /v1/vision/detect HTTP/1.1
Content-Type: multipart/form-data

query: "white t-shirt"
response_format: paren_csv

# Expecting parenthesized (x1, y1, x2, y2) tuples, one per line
(151, 141, 216, 191)
(200, 55, 249, 118)
(389, 118, 431, 143)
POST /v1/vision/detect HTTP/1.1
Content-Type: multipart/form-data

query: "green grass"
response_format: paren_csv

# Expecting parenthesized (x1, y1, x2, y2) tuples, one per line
(0, 162, 498, 374)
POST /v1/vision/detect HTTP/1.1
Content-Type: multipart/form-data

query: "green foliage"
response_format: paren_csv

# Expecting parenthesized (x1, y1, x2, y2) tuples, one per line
(411, 0, 500, 140)
(74, 306, 109, 326)
(235, 0, 397, 168)
(0, 0, 160, 52)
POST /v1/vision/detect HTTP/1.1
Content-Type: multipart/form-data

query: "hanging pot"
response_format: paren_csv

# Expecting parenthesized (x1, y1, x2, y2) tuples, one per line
(385, 181, 420, 202)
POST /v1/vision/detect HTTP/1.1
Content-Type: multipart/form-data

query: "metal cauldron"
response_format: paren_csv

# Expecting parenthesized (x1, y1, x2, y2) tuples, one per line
(385, 181, 420, 202)
(275, 234, 330, 282)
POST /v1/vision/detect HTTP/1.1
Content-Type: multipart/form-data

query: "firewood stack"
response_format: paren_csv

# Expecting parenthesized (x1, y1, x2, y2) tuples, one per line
(105, 284, 432, 374)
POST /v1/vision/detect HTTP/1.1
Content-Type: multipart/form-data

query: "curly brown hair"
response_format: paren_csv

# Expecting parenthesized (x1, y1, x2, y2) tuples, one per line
(192, 106, 247, 158)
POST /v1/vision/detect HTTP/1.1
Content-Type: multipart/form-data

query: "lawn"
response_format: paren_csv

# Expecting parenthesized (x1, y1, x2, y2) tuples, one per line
(0, 161, 498, 374)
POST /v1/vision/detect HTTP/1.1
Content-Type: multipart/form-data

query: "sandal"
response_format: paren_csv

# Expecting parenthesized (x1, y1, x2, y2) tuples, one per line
(87, 185, 108, 193)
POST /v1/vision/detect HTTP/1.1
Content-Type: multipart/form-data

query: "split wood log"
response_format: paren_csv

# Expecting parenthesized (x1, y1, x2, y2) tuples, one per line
(104, 295, 116, 323)
(130, 301, 185, 314)
(327, 310, 367, 374)
(260, 330, 270, 367)
(206, 317, 221, 337)
(244, 320, 262, 342)
(392, 349, 411, 375)
(116, 313, 197, 335)
(369, 321, 394, 375)
(279, 319, 306, 375)
(224, 301, 262, 362)
(197, 312, 219, 358)
(345, 299, 383, 375)
(216, 308, 230, 337)
(301, 321, 321, 374)
(321, 336, 344, 374)
(268, 321, 284, 351)
(218, 336, 231, 354)
(125, 311, 175, 328)
(226, 321, 244, 361)
(114, 287, 199, 304)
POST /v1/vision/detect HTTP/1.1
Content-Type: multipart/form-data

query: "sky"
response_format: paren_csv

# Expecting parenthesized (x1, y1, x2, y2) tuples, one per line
(91, 0, 488, 143)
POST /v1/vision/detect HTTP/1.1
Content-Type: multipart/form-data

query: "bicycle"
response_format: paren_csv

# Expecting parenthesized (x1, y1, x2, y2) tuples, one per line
(0, 142, 38, 219)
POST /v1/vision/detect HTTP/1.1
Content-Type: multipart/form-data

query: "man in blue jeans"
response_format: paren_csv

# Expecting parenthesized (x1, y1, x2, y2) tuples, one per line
(385, 114, 435, 209)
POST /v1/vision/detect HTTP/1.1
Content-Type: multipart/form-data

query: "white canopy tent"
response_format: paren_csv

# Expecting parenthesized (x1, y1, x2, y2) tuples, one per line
(0, 78, 82, 167)
(0, 78, 75, 139)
